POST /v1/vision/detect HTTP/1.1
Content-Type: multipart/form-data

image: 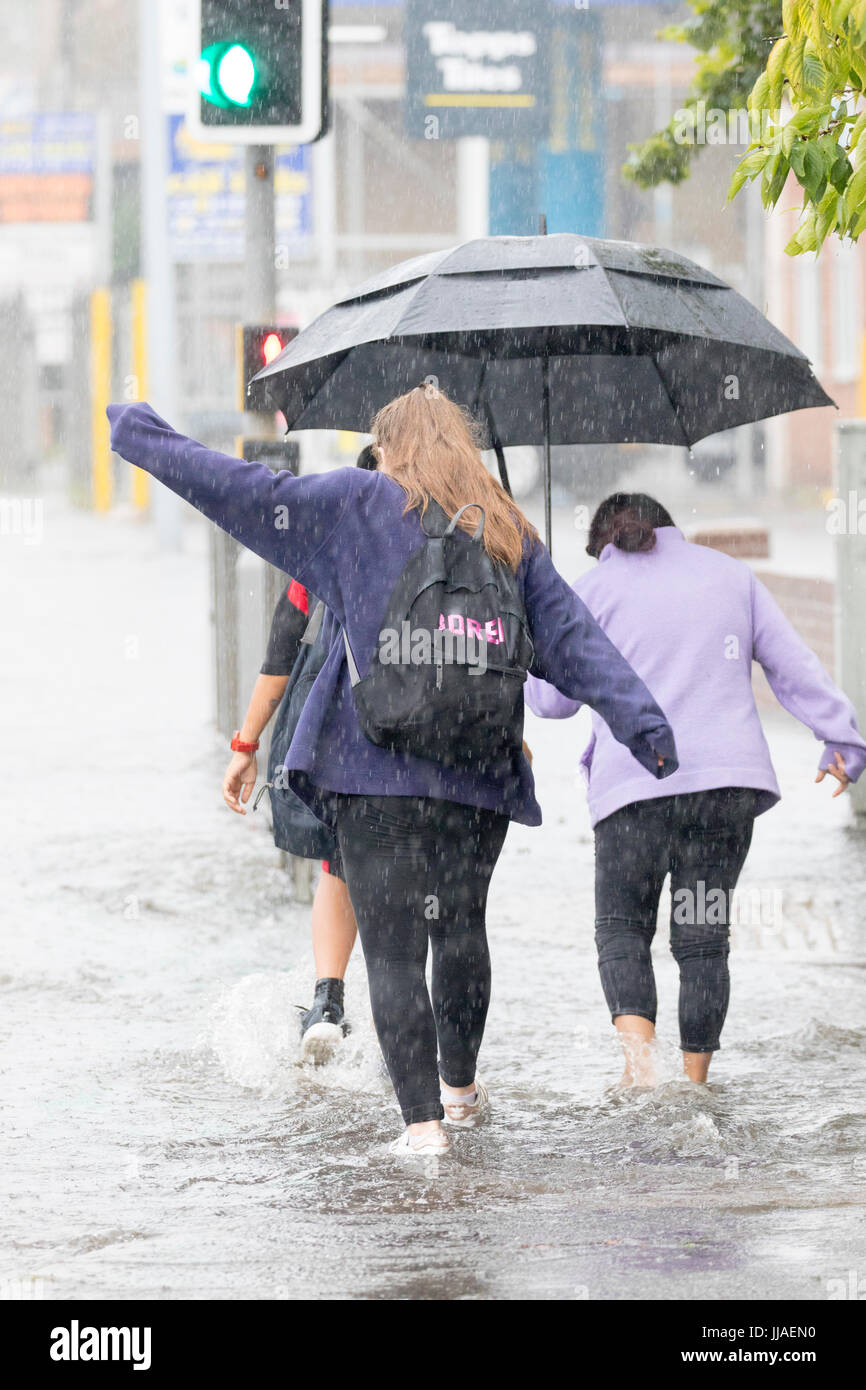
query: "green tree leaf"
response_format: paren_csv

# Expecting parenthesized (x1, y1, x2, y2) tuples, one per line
(830, 0, 857, 28)
(849, 108, 866, 150)
(765, 150, 792, 204)
(786, 34, 807, 89)
(830, 151, 853, 190)
(750, 70, 772, 111)
(802, 46, 827, 92)
(783, 0, 801, 36)
(844, 157, 866, 217)
(802, 141, 828, 199)
(767, 35, 791, 107)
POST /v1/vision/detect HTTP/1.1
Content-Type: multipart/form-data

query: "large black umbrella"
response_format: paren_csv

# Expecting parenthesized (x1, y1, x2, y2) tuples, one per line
(251, 233, 833, 552)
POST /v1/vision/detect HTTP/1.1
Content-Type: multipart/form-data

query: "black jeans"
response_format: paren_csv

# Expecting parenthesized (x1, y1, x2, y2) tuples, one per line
(335, 794, 509, 1124)
(594, 788, 759, 1053)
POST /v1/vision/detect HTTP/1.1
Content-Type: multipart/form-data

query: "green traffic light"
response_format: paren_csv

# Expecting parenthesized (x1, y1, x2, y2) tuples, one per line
(217, 45, 256, 106)
(197, 46, 225, 108)
(198, 42, 257, 110)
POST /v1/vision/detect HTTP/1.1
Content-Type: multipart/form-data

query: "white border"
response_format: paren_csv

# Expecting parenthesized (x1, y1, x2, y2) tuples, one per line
(187, 0, 324, 145)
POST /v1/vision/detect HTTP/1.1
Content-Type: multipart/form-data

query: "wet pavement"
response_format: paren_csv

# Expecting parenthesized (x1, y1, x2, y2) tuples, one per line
(2, 493, 865, 1300)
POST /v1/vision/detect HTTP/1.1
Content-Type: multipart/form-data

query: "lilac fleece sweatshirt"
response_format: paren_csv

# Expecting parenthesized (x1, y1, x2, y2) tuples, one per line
(525, 526, 866, 827)
(106, 402, 678, 828)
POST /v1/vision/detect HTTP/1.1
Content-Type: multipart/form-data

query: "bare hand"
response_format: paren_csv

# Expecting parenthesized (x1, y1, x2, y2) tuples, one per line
(815, 751, 850, 798)
(223, 751, 257, 814)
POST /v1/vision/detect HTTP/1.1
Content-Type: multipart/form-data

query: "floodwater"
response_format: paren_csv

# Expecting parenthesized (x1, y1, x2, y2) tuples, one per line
(2, 493, 865, 1301)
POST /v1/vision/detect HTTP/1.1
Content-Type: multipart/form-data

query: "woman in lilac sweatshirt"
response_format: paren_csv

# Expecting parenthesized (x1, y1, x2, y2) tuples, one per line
(526, 492, 866, 1087)
(107, 395, 677, 1158)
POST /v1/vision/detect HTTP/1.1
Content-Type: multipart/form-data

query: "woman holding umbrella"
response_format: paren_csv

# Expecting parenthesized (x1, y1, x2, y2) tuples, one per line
(107, 389, 678, 1158)
(526, 492, 866, 1087)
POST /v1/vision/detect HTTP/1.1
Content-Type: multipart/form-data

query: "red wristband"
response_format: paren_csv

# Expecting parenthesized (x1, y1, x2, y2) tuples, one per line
(231, 731, 259, 753)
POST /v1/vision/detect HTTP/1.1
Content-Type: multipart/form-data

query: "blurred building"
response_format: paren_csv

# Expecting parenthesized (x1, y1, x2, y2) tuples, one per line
(763, 188, 862, 494)
(0, 0, 849, 497)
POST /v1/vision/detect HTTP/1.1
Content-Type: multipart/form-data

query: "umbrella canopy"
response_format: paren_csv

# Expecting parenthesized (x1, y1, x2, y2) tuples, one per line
(251, 233, 834, 549)
(253, 233, 832, 445)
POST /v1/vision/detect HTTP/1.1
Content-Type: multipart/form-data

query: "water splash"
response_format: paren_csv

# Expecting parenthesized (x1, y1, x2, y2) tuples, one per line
(207, 960, 388, 1099)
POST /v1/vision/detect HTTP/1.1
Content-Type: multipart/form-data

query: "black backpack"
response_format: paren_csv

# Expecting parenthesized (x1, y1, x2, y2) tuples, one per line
(262, 599, 335, 858)
(342, 501, 533, 768)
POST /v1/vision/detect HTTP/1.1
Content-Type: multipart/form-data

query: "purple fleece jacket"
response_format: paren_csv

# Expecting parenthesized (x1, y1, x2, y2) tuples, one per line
(107, 402, 678, 827)
(525, 526, 866, 826)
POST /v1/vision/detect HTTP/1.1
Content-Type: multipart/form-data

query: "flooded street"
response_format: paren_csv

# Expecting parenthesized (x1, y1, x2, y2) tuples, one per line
(3, 494, 865, 1302)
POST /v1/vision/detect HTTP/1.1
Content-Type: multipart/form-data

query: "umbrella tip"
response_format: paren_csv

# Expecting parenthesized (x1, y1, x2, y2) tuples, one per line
(538, 213, 547, 235)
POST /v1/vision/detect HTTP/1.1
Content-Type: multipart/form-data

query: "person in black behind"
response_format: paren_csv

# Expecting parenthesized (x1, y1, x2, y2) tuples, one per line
(220, 445, 378, 1062)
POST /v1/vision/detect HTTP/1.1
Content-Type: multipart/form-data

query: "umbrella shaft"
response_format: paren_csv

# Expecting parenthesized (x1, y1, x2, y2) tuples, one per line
(542, 354, 552, 558)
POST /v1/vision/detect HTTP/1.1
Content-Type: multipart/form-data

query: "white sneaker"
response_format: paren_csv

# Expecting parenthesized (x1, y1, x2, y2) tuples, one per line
(389, 1128, 451, 1158)
(441, 1078, 489, 1127)
(300, 1020, 344, 1066)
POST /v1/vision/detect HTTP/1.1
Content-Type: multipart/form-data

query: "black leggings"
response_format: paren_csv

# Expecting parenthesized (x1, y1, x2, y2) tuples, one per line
(335, 794, 509, 1124)
(594, 788, 759, 1053)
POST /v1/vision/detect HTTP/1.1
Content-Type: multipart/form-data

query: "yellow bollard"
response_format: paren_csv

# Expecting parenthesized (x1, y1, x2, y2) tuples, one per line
(90, 287, 112, 512)
(130, 280, 150, 510)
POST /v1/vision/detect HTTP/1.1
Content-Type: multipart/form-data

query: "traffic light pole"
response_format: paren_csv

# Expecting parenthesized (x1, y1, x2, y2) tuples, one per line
(214, 145, 279, 741)
(246, 144, 314, 898)
(243, 146, 276, 325)
(242, 144, 285, 700)
(215, 144, 311, 890)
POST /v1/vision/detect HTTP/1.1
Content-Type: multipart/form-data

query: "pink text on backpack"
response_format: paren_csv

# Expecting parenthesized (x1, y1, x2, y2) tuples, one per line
(438, 613, 505, 644)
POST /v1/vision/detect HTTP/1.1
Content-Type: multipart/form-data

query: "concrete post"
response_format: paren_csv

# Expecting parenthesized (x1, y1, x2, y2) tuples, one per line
(457, 137, 489, 241)
(138, 0, 183, 549)
(834, 420, 866, 816)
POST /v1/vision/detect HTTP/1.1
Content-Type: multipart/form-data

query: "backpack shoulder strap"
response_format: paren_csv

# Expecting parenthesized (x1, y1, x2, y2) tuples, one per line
(444, 503, 485, 540)
(343, 628, 361, 687)
(300, 599, 325, 645)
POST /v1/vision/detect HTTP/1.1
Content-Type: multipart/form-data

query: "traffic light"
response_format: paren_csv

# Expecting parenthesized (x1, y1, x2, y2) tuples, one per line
(236, 438, 300, 473)
(237, 324, 297, 411)
(190, 0, 328, 145)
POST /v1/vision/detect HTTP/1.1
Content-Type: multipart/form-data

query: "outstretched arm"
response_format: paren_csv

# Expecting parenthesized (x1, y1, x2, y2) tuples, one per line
(752, 573, 866, 786)
(524, 543, 677, 778)
(107, 401, 353, 615)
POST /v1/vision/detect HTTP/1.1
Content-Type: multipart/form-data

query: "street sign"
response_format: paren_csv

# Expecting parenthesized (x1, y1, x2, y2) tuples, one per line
(188, 0, 327, 145)
(166, 115, 312, 262)
(405, 0, 551, 140)
(0, 113, 96, 222)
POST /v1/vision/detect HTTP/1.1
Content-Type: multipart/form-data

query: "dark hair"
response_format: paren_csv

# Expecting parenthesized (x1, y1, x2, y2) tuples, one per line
(586, 493, 675, 559)
(356, 444, 378, 471)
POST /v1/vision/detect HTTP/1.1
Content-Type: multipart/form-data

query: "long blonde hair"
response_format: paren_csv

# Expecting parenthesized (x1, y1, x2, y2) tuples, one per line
(370, 385, 538, 570)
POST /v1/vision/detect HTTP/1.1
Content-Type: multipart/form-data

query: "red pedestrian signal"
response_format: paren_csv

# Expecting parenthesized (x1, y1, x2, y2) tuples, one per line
(237, 323, 298, 412)
(262, 332, 284, 365)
